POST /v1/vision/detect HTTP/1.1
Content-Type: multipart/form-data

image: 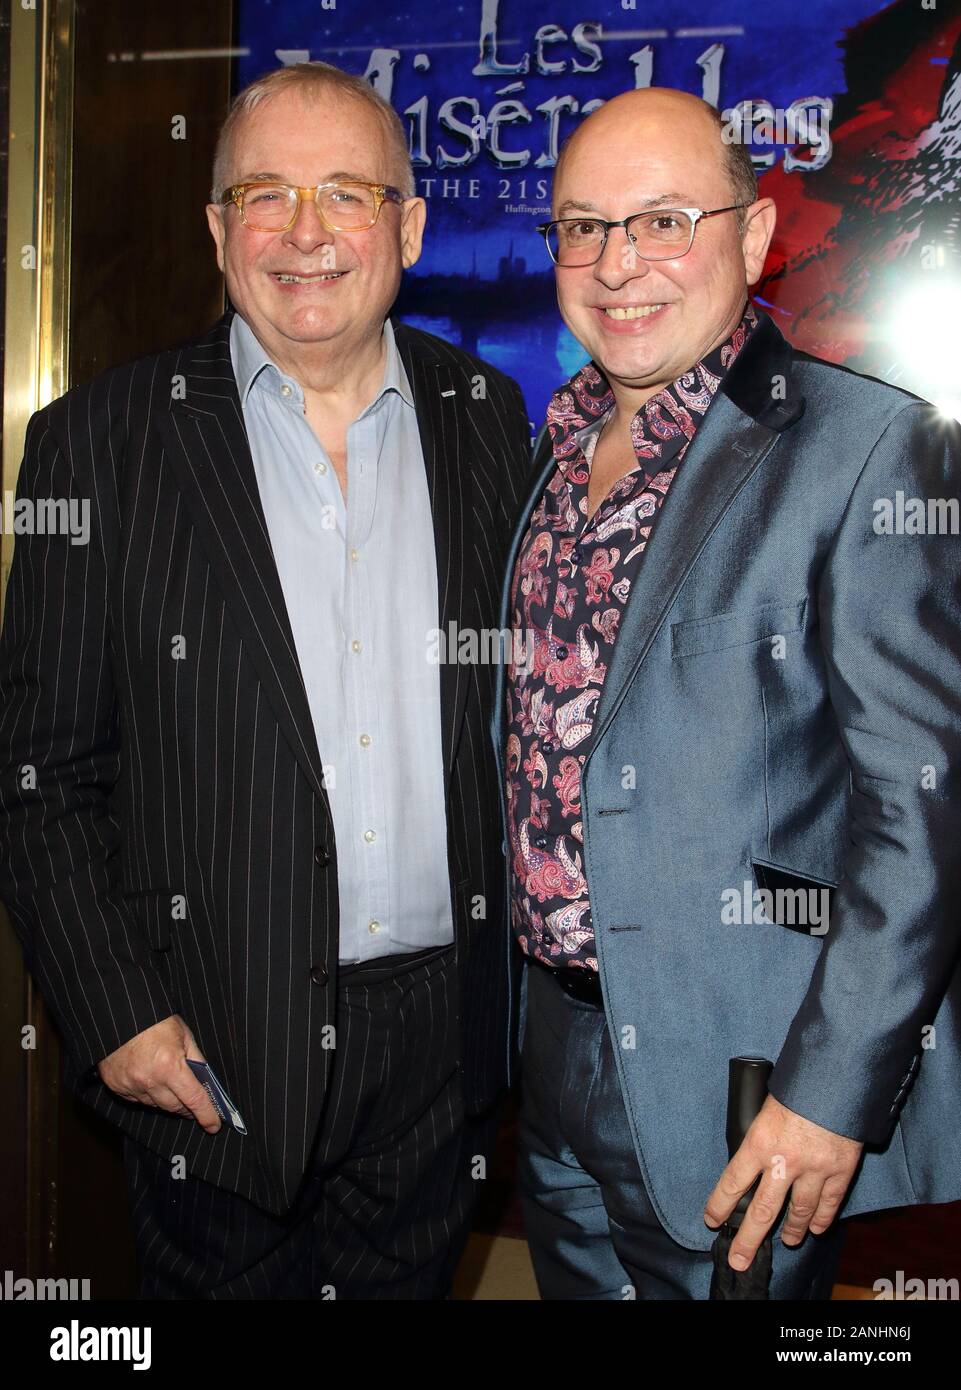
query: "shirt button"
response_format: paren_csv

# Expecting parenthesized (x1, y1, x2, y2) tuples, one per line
(350, 639, 361, 653)
(570, 547, 582, 563)
(368, 920, 381, 935)
(534, 834, 549, 848)
(364, 829, 376, 843)
(315, 461, 327, 475)
(556, 646, 568, 659)
(359, 733, 371, 747)
(280, 384, 293, 398)
(350, 549, 360, 563)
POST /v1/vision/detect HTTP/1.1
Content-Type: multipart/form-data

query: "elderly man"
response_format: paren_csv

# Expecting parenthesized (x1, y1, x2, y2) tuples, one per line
(0, 61, 531, 1298)
(493, 87, 961, 1299)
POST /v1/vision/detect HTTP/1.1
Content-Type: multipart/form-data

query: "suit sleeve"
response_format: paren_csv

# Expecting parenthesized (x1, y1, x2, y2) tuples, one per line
(0, 405, 177, 1080)
(768, 401, 961, 1145)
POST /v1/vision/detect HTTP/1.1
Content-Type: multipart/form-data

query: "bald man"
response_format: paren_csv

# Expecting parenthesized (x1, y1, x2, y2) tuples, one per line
(491, 88, 961, 1300)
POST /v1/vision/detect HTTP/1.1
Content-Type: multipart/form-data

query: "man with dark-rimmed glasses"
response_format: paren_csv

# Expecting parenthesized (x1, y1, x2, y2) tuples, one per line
(491, 85, 961, 1299)
(0, 60, 532, 1298)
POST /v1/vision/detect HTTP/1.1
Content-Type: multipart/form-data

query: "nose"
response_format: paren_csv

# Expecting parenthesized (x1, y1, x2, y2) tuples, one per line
(283, 194, 337, 254)
(593, 224, 651, 290)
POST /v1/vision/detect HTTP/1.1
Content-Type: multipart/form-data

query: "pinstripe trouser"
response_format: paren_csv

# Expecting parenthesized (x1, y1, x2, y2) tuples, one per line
(122, 944, 496, 1299)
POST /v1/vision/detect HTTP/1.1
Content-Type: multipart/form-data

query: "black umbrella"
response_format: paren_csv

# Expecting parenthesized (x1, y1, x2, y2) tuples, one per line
(709, 1055, 775, 1300)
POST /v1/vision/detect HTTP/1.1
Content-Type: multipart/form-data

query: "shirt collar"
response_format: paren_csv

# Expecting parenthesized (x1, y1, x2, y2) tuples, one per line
(547, 301, 760, 480)
(229, 312, 415, 412)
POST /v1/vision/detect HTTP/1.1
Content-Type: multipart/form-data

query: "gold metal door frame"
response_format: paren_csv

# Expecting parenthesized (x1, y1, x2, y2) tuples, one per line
(0, 0, 75, 1275)
(3, 0, 74, 514)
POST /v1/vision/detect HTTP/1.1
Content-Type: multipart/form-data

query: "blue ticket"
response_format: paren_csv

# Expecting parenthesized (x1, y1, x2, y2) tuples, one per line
(186, 1059, 247, 1135)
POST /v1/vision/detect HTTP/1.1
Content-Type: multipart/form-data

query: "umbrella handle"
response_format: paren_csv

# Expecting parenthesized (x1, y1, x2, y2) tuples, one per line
(725, 1055, 774, 1230)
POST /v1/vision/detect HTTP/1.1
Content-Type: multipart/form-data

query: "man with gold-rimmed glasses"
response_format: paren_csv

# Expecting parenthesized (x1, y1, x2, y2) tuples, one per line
(0, 60, 532, 1299)
(491, 84, 961, 1299)
(220, 177, 409, 234)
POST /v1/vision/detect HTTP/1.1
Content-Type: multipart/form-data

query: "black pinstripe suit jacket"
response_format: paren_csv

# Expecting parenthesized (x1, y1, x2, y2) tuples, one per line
(0, 307, 531, 1215)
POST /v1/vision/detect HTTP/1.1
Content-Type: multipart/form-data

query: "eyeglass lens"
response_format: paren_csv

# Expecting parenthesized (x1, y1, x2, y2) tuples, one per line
(241, 183, 378, 229)
(548, 209, 695, 264)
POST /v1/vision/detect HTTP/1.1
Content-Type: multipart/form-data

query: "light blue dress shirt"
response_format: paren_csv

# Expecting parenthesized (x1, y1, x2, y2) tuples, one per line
(229, 313, 454, 963)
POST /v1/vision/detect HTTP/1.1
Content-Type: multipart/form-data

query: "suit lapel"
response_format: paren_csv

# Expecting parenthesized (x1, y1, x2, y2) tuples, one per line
(154, 310, 330, 809)
(585, 311, 806, 756)
(491, 429, 556, 749)
(393, 319, 476, 791)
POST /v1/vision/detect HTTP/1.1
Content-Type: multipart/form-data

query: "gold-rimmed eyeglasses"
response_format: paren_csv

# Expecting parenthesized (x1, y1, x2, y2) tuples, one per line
(537, 204, 748, 266)
(220, 180, 408, 233)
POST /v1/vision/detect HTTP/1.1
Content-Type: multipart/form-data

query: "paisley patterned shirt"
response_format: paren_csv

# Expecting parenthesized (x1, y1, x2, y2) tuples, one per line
(506, 303, 759, 971)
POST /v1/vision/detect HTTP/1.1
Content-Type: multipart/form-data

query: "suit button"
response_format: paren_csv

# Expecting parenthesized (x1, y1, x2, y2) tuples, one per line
(314, 844, 330, 866)
(310, 963, 329, 986)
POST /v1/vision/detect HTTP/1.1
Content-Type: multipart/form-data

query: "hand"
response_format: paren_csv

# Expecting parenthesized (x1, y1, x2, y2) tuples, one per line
(96, 1014, 222, 1133)
(703, 1094, 863, 1270)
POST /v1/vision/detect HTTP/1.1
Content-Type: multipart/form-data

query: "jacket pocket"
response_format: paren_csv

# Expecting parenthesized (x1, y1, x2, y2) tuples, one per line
(671, 597, 807, 659)
(751, 859, 835, 937)
(121, 888, 182, 952)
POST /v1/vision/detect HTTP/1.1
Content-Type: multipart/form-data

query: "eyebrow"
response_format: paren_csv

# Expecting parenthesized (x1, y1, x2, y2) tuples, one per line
(235, 169, 380, 185)
(555, 191, 691, 217)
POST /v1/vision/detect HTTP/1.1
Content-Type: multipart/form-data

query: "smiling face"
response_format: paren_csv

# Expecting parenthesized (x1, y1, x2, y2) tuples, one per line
(205, 87, 425, 366)
(551, 89, 775, 403)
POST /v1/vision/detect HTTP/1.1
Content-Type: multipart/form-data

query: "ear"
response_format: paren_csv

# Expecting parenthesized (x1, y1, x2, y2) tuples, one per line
(205, 203, 227, 275)
(741, 197, 776, 286)
(399, 197, 427, 270)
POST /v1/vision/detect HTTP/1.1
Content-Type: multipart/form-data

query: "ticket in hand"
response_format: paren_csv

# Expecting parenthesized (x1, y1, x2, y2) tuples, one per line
(186, 1059, 247, 1135)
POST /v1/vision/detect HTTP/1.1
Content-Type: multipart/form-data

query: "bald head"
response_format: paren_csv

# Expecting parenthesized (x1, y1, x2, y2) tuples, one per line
(555, 88, 757, 228)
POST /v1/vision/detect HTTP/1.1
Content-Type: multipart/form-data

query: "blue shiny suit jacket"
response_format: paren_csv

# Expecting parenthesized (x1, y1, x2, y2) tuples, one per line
(491, 308, 961, 1252)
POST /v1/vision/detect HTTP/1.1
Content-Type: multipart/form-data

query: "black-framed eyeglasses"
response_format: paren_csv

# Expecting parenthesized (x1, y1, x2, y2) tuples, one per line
(221, 180, 407, 233)
(536, 204, 748, 267)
